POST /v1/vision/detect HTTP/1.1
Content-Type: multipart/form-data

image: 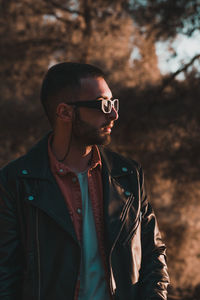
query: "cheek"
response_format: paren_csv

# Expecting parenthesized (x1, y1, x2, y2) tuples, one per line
(79, 108, 105, 125)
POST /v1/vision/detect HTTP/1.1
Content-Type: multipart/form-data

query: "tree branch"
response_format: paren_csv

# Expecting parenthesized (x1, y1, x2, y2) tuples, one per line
(51, 13, 72, 24)
(186, 27, 200, 36)
(160, 53, 200, 92)
(48, 0, 83, 16)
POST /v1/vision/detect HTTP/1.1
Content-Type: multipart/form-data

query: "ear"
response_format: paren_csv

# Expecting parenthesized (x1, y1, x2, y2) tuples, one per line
(56, 103, 73, 122)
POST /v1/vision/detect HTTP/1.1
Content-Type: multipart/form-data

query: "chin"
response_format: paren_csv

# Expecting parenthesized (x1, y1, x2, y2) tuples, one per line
(85, 134, 111, 146)
(99, 135, 111, 145)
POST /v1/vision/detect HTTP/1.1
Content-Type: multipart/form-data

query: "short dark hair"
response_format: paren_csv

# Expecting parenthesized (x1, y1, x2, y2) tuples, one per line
(40, 62, 105, 127)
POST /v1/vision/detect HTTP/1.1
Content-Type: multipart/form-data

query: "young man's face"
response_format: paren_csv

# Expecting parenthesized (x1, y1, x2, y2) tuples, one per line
(72, 77, 118, 146)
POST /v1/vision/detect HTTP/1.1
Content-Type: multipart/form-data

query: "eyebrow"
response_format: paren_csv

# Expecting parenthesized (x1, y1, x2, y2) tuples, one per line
(95, 96, 114, 100)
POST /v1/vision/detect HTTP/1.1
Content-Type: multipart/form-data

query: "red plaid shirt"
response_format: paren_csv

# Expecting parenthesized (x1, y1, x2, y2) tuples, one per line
(48, 136, 112, 300)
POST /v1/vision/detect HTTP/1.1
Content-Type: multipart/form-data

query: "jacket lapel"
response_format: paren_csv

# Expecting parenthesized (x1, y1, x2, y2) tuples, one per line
(18, 133, 78, 245)
(101, 166, 133, 250)
(100, 147, 139, 251)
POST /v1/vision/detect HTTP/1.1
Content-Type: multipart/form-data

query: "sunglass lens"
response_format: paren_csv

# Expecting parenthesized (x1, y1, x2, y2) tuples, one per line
(102, 100, 111, 113)
(114, 99, 119, 111)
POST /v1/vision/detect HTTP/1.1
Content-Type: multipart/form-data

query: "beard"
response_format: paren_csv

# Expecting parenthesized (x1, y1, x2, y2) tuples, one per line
(72, 109, 111, 146)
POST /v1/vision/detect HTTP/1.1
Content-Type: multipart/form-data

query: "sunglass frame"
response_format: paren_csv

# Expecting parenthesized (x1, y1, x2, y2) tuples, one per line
(66, 99, 119, 114)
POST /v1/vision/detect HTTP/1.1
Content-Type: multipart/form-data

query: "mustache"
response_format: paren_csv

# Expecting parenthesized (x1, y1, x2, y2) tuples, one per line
(101, 121, 113, 128)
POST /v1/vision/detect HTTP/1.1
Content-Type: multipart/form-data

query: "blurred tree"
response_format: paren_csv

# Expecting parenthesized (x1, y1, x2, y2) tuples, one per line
(0, 0, 161, 103)
(129, 0, 200, 83)
(1, 0, 199, 100)
(129, 0, 200, 38)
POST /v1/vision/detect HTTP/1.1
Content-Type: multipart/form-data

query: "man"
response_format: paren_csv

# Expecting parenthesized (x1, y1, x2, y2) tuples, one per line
(0, 62, 169, 300)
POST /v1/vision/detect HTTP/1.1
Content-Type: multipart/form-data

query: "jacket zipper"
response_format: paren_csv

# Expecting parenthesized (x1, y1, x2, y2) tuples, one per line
(109, 203, 132, 296)
(36, 208, 41, 300)
(122, 211, 142, 246)
(109, 171, 142, 296)
(120, 195, 134, 222)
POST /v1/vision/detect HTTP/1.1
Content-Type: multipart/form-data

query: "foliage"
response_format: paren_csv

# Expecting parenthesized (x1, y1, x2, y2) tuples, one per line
(129, 0, 200, 38)
(0, 0, 162, 102)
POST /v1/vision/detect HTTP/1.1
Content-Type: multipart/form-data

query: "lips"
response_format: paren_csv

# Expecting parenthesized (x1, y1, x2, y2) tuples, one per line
(103, 127, 112, 133)
(101, 123, 113, 133)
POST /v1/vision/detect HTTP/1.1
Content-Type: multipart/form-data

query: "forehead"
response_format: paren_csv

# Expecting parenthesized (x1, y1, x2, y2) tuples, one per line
(79, 77, 112, 100)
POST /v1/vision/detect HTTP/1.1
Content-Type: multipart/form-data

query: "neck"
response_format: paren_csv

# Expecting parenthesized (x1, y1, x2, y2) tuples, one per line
(51, 130, 93, 173)
(66, 143, 93, 173)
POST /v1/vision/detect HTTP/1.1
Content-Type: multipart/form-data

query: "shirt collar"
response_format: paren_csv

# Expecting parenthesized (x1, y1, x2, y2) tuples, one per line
(48, 134, 102, 176)
(90, 144, 102, 171)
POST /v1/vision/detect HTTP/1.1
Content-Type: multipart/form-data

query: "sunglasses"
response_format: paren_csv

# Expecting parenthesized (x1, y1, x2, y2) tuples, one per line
(66, 98, 119, 114)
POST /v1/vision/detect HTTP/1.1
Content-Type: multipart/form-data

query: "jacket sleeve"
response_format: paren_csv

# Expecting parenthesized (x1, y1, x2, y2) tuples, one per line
(138, 166, 170, 300)
(0, 174, 23, 300)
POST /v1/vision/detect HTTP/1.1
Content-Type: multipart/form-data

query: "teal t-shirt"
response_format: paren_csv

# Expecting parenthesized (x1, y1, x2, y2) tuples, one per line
(77, 171, 110, 300)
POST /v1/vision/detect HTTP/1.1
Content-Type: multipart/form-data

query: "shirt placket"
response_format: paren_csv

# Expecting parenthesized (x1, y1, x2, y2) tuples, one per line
(88, 168, 112, 299)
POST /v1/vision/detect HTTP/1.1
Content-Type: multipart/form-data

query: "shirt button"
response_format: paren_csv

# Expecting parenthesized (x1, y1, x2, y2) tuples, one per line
(72, 177, 77, 183)
(77, 208, 82, 214)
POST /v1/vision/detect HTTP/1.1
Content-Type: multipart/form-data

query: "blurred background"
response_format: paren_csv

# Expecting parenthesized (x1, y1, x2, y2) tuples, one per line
(0, 0, 200, 298)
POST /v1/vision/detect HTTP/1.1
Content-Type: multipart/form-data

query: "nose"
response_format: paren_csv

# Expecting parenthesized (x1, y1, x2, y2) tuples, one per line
(107, 107, 119, 121)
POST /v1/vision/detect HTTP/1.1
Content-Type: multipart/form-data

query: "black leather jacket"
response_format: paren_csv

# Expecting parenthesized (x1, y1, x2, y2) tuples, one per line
(0, 134, 169, 300)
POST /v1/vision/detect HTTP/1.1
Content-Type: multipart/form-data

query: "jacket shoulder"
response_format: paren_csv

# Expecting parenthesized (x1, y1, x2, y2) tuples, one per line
(0, 133, 49, 184)
(100, 146, 142, 176)
(0, 153, 28, 182)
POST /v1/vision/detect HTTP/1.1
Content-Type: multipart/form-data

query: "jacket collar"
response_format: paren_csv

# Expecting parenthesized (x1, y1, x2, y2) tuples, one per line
(17, 133, 135, 180)
(99, 146, 136, 178)
(16, 133, 138, 248)
(17, 132, 54, 180)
